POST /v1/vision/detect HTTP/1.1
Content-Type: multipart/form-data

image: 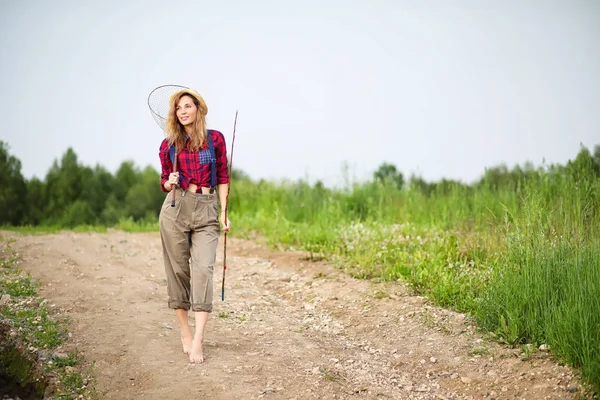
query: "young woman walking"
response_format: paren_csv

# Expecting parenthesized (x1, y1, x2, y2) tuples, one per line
(158, 88, 231, 363)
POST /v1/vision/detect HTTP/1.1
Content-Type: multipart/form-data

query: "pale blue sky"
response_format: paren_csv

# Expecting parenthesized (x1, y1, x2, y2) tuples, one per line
(1, 0, 599, 187)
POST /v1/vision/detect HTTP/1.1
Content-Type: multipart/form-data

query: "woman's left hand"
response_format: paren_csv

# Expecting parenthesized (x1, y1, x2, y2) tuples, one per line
(220, 211, 231, 233)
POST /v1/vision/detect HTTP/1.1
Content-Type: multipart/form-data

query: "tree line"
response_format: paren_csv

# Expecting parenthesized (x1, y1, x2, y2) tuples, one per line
(1, 140, 599, 227)
(372, 144, 600, 197)
(0, 143, 163, 227)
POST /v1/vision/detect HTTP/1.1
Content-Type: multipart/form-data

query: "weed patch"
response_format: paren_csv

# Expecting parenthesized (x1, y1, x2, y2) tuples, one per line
(0, 236, 96, 399)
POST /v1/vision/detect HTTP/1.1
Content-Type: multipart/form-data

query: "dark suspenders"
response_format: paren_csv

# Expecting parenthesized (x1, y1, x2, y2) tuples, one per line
(206, 130, 217, 193)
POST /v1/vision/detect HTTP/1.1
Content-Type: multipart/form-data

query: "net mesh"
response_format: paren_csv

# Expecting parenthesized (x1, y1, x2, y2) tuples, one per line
(147, 84, 189, 133)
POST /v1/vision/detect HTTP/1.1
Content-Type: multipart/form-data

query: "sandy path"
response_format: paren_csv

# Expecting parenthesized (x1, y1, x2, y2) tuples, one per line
(7, 231, 583, 399)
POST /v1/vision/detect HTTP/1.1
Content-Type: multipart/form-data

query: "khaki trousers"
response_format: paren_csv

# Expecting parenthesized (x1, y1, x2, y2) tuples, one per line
(159, 188, 220, 312)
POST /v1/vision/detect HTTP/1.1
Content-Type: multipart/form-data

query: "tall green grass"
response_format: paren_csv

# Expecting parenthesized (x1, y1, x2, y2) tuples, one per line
(477, 173, 600, 390)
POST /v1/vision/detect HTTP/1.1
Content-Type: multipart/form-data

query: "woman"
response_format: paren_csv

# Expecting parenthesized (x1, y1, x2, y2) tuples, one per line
(158, 88, 231, 364)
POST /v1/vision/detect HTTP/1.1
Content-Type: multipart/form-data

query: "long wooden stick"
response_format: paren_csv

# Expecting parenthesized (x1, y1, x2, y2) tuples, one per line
(222, 110, 238, 301)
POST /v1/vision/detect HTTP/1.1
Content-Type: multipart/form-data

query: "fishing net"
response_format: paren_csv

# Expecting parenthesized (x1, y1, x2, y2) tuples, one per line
(147, 84, 189, 132)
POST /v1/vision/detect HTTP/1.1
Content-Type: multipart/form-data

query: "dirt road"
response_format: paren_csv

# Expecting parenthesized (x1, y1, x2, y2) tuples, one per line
(7, 231, 584, 399)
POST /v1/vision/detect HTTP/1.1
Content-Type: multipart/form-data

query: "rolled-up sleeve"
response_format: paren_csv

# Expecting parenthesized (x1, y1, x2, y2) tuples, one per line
(159, 139, 172, 192)
(214, 130, 230, 184)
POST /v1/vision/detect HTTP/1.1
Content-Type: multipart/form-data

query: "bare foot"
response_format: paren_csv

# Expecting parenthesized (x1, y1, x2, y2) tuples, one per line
(189, 337, 204, 363)
(181, 333, 193, 355)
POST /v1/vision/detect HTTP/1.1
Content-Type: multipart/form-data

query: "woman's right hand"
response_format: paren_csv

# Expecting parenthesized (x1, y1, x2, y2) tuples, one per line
(168, 172, 179, 186)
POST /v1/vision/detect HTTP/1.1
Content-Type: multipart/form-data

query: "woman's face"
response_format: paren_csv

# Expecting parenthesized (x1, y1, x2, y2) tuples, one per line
(176, 95, 197, 127)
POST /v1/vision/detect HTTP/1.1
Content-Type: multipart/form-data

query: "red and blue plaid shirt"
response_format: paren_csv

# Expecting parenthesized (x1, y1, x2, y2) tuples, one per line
(159, 130, 230, 192)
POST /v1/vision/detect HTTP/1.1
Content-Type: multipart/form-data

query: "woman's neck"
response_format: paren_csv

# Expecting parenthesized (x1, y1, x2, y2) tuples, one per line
(184, 125, 194, 136)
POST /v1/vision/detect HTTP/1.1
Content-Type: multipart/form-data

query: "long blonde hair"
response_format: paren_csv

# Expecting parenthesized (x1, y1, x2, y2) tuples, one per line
(165, 89, 209, 153)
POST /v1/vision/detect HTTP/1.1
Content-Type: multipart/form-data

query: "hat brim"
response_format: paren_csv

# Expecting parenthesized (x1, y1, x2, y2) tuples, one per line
(169, 88, 208, 117)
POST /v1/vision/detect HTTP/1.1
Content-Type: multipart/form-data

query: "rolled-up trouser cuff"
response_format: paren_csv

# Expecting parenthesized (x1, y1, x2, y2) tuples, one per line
(168, 299, 191, 310)
(192, 302, 213, 313)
